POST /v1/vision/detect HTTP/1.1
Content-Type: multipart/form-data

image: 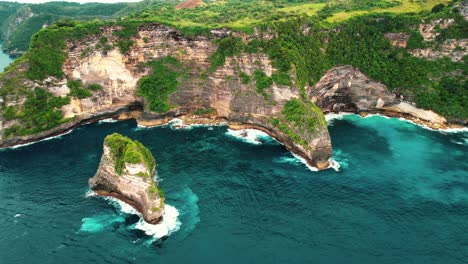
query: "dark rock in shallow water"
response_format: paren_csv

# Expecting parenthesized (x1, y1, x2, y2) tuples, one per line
(89, 133, 164, 224)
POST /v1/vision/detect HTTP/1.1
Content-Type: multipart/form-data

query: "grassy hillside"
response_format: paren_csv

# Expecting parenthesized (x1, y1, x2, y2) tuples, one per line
(0, 1, 134, 55)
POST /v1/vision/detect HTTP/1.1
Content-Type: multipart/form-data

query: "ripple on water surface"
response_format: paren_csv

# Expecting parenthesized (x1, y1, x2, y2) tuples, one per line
(0, 116, 467, 263)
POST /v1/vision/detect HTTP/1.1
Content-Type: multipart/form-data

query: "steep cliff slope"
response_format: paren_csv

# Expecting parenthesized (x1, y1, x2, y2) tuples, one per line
(0, 22, 333, 169)
(0, 1, 465, 170)
(308, 66, 449, 128)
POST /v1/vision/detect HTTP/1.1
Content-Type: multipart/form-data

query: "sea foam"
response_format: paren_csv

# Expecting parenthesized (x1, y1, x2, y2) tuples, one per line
(105, 196, 181, 240)
(325, 112, 354, 124)
(326, 112, 468, 133)
(225, 128, 272, 145)
(4, 129, 73, 150)
(98, 118, 119, 124)
(83, 191, 181, 240)
(291, 153, 341, 172)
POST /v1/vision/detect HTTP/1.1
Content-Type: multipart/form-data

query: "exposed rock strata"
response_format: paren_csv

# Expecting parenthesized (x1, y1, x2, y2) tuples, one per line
(89, 133, 164, 224)
(1, 23, 464, 170)
(410, 39, 468, 62)
(308, 66, 453, 128)
(62, 23, 333, 169)
(385, 32, 410, 48)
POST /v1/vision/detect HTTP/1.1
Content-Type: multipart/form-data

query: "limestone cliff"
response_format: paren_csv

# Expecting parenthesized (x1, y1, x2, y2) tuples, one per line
(1, 21, 463, 170)
(308, 66, 449, 128)
(89, 133, 164, 224)
(0, 23, 333, 169)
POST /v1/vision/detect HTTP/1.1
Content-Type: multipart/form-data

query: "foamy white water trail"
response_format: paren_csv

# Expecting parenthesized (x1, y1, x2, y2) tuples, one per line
(98, 118, 119, 124)
(291, 153, 341, 172)
(325, 112, 354, 123)
(225, 128, 271, 145)
(4, 129, 73, 150)
(291, 153, 319, 172)
(83, 190, 181, 240)
(133, 205, 180, 239)
(169, 118, 226, 130)
(105, 196, 181, 240)
(326, 112, 467, 133)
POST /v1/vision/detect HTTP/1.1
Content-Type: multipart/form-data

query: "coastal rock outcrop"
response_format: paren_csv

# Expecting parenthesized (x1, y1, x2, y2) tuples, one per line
(2, 20, 462, 170)
(89, 133, 164, 224)
(308, 66, 449, 127)
(0, 23, 333, 169)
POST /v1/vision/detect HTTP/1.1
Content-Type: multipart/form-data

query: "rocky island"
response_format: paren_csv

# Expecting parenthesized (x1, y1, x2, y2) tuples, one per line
(89, 133, 164, 224)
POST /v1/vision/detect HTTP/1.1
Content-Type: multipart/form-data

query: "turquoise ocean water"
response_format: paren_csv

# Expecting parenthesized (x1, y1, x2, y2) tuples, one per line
(0, 43, 13, 72)
(0, 115, 467, 264)
(1, 49, 468, 263)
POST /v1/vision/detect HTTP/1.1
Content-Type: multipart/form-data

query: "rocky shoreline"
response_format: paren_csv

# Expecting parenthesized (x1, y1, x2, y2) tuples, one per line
(2, 103, 465, 172)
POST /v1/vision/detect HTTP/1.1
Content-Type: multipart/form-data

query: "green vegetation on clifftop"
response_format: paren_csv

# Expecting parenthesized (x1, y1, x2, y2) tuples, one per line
(104, 133, 156, 176)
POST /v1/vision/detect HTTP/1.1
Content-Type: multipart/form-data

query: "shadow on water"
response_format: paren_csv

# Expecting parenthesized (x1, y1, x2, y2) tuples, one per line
(329, 118, 393, 156)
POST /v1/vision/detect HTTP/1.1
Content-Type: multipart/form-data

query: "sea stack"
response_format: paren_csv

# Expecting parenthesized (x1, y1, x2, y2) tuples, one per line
(89, 133, 164, 224)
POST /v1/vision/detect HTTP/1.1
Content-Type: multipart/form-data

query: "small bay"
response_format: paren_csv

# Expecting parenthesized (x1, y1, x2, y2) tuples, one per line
(0, 43, 13, 73)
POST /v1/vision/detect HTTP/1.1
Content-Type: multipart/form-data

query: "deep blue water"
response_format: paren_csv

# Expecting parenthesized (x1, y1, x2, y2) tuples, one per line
(0, 115, 467, 264)
(0, 43, 13, 73)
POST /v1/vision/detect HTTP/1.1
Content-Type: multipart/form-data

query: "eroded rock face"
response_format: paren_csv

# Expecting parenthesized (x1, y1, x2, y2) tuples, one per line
(385, 32, 410, 48)
(410, 39, 468, 62)
(308, 66, 398, 112)
(89, 133, 164, 224)
(308, 66, 448, 126)
(59, 23, 333, 169)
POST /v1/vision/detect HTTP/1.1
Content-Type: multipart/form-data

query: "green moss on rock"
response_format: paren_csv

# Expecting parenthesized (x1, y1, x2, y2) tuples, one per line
(270, 98, 327, 150)
(104, 133, 156, 176)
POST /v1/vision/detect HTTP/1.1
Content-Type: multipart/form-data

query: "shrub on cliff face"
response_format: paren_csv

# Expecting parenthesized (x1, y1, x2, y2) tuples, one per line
(26, 21, 101, 80)
(209, 37, 244, 71)
(270, 98, 326, 149)
(4, 87, 70, 137)
(113, 22, 140, 54)
(253, 69, 273, 98)
(67, 79, 92, 98)
(137, 57, 185, 113)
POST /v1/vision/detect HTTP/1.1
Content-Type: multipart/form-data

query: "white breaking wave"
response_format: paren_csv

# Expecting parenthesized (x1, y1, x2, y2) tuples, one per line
(395, 117, 468, 133)
(83, 190, 181, 240)
(328, 159, 341, 172)
(98, 118, 119, 124)
(325, 112, 354, 124)
(326, 112, 468, 133)
(291, 153, 319, 172)
(104, 196, 181, 240)
(290, 153, 341, 172)
(4, 129, 73, 150)
(225, 128, 271, 145)
(85, 190, 97, 198)
(132, 205, 180, 239)
(169, 118, 226, 130)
